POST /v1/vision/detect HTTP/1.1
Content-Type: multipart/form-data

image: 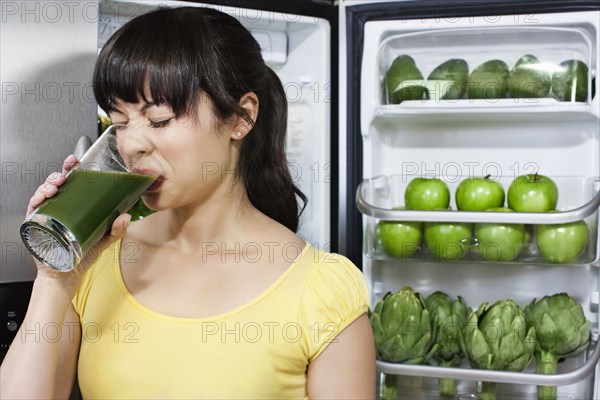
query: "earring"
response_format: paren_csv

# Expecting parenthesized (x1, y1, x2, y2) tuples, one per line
(236, 132, 242, 138)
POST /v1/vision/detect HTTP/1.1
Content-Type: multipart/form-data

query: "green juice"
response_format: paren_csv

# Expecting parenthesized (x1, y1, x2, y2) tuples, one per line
(35, 169, 156, 253)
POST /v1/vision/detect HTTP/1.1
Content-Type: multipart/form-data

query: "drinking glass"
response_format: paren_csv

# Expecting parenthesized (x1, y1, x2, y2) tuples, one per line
(20, 125, 157, 271)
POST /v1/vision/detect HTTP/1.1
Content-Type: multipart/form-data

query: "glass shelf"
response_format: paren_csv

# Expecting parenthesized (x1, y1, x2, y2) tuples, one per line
(357, 175, 600, 265)
(377, 26, 595, 106)
(376, 339, 599, 400)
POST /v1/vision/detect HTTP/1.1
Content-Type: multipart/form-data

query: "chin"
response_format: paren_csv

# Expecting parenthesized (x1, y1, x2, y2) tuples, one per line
(140, 193, 164, 211)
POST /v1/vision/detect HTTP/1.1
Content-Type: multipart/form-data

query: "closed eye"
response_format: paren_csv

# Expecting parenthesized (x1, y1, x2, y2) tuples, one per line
(149, 118, 173, 129)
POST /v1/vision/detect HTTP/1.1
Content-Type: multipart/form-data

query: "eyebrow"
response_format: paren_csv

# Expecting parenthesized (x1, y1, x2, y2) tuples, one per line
(110, 101, 158, 115)
(140, 102, 156, 112)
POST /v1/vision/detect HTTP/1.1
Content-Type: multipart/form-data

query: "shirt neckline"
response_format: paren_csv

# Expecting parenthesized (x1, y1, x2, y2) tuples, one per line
(113, 239, 311, 323)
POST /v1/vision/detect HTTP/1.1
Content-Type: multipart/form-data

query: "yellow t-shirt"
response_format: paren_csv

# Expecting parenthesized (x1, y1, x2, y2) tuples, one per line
(72, 240, 369, 399)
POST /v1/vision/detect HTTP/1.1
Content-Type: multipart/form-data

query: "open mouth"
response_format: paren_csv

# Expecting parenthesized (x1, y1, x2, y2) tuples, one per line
(133, 168, 165, 192)
(146, 176, 165, 192)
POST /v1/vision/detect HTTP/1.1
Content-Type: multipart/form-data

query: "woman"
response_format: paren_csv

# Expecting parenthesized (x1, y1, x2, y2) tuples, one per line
(0, 6, 375, 399)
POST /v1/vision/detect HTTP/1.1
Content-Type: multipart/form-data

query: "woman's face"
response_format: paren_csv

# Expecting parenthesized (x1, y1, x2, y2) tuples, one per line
(108, 94, 239, 211)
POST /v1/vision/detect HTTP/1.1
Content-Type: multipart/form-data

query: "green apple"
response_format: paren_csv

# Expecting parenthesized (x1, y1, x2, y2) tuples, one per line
(424, 219, 473, 261)
(474, 207, 526, 262)
(536, 215, 589, 263)
(455, 175, 505, 211)
(376, 220, 423, 258)
(523, 224, 533, 246)
(405, 177, 450, 210)
(507, 174, 558, 212)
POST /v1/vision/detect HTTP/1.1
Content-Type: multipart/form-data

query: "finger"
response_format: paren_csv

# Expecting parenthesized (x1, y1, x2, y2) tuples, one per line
(46, 171, 66, 186)
(62, 154, 80, 176)
(27, 183, 59, 214)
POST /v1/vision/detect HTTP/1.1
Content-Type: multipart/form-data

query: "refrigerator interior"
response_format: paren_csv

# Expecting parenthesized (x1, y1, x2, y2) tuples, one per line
(98, 0, 333, 250)
(357, 8, 600, 400)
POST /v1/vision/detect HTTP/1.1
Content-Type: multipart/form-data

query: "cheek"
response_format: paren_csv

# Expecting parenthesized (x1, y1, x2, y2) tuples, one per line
(158, 120, 232, 177)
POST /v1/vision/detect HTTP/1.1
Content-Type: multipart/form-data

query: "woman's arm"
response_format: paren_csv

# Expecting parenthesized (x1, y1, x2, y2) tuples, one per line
(1, 155, 128, 399)
(0, 277, 81, 399)
(307, 313, 377, 399)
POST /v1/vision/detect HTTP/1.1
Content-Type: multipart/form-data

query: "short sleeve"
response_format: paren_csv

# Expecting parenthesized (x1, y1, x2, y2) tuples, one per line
(297, 250, 369, 361)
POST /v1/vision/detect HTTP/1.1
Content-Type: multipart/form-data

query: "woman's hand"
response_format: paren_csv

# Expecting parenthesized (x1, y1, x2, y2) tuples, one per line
(27, 155, 132, 293)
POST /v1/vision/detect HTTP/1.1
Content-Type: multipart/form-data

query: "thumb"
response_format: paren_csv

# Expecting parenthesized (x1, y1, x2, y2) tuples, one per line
(74, 213, 132, 277)
(97, 213, 132, 249)
(111, 213, 133, 240)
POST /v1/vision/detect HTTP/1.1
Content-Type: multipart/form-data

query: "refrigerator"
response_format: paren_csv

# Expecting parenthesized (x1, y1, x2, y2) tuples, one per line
(341, 0, 600, 399)
(1, 0, 600, 399)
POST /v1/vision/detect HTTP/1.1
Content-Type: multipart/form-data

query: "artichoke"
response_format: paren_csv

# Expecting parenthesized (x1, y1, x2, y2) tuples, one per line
(460, 299, 536, 400)
(371, 287, 438, 399)
(425, 291, 469, 397)
(524, 293, 591, 400)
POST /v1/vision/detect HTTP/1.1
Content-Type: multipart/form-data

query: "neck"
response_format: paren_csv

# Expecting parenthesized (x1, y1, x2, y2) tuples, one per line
(158, 183, 263, 253)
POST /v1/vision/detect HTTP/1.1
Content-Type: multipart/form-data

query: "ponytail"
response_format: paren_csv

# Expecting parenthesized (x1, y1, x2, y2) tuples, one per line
(239, 67, 307, 232)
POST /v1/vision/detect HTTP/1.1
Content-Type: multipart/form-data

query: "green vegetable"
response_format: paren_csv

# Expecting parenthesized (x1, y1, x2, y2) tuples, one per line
(467, 60, 509, 99)
(425, 291, 469, 397)
(98, 113, 112, 137)
(551, 59, 589, 102)
(427, 59, 469, 100)
(384, 55, 429, 104)
(524, 293, 591, 400)
(507, 55, 551, 98)
(460, 299, 536, 400)
(127, 199, 154, 221)
(370, 287, 438, 400)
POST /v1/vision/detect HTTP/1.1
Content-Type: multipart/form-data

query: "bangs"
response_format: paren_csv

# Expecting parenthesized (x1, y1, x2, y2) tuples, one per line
(93, 8, 207, 117)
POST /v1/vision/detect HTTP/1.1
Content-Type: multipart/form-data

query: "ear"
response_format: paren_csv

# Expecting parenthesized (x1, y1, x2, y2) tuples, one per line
(231, 92, 259, 140)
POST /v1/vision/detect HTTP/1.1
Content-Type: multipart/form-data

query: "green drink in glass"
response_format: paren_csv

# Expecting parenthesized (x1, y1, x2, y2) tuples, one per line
(20, 125, 157, 271)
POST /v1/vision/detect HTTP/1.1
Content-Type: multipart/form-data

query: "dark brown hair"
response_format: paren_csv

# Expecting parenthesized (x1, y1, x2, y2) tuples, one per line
(93, 6, 306, 232)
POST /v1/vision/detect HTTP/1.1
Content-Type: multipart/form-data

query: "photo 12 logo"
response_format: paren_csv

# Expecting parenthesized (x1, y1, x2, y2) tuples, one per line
(1, 1, 100, 24)
(2, 81, 95, 105)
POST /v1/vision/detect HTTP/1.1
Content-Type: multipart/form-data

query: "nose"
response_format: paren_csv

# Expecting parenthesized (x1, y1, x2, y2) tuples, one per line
(115, 125, 155, 169)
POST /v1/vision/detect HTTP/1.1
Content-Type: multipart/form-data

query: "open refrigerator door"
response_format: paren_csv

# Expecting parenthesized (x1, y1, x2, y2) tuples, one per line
(341, 1, 600, 399)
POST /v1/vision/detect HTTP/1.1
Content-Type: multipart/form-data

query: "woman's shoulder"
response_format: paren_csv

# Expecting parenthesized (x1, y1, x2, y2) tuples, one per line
(296, 246, 370, 361)
(300, 246, 367, 295)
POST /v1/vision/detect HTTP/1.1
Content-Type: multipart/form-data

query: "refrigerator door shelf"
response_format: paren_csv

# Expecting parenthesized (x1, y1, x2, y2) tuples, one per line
(372, 101, 596, 124)
(358, 175, 600, 266)
(375, 339, 599, 399)
(360, 11, 600, 133)
(377, 338, 600, 386)
(363, 214, 598, 266)
(364, 216, 599, 266)
(357, 175, 600, 224)
(376, 26, 594, 105)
